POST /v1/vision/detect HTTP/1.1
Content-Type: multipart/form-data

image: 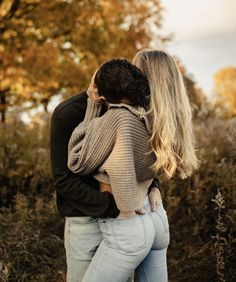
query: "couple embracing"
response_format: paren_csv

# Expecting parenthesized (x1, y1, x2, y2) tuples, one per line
(50, 49, 198, 282)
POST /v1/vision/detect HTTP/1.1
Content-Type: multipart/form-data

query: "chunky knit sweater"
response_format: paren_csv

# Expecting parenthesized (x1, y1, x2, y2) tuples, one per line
(68, 98, 156, 212)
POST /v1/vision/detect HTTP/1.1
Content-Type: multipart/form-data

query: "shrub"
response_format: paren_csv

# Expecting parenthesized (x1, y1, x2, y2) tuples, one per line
(0, 194, 65, 281)
(0, 120, 52, 207)
(163, 112, 236, 282)
(0, 109, 235, 281)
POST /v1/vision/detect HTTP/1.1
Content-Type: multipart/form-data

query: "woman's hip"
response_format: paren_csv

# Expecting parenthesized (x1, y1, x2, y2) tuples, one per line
(143, 197, 170, 250)
(98, 213, 155, 255)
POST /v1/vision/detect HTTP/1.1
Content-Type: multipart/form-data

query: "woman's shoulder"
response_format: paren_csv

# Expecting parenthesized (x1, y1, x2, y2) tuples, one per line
(108, 103, 150, 129)
(103, 106, 140, 131)
(102, 104, 148, 138)
(107, 103, 147, 120)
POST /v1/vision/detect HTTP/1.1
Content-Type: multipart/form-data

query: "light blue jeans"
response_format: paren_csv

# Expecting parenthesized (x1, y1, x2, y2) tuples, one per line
(65, 199, 169, 282)
(135, 198, 170, 282)
(64, 216, 102, 282)
(64, 217, 133, 282)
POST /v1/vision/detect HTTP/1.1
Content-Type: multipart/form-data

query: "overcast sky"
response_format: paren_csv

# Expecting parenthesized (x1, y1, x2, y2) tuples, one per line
(159, 0, 236, 97)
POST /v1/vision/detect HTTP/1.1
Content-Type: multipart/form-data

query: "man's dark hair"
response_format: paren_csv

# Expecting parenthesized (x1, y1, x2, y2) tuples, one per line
(94, 58, 150, 107)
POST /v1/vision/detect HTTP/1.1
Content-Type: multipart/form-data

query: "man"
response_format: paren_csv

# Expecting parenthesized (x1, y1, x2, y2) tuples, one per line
(50, 90, 161, 281)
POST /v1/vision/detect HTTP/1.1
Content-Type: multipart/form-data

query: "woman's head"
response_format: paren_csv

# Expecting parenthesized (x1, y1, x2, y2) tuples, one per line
(133, 49, 199, 179)
(94, 58, 150, 107)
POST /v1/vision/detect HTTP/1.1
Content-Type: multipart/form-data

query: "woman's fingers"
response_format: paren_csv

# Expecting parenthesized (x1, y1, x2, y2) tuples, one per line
(87, 83, 101, 102)
(135, 208, 146, 215)
(149, 187, 162, 212)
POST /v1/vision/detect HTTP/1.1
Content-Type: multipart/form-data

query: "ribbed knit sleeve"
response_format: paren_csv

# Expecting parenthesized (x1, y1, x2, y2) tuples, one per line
(67, 99, 117, 175)
(83, 98, 103, 123)
(104, 121, 139, 211)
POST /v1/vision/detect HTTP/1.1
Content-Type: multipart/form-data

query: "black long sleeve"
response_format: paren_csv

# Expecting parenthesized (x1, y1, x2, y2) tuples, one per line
(50, 92, 119, 217)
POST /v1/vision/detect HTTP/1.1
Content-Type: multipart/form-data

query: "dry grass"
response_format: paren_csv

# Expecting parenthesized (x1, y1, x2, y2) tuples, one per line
(0, 106, 235, 281)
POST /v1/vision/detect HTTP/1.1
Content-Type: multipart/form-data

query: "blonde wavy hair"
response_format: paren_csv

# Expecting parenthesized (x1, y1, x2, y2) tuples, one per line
(133, 49, 199, 179)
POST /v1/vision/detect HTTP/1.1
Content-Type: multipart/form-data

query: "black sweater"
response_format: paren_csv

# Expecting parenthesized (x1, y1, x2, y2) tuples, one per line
(50, 91, 120, 217)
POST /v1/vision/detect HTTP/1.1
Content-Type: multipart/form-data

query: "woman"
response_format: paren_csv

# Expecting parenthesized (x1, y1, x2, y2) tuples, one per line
(68, 52, 198, 281)
(132, 49, 199, 281)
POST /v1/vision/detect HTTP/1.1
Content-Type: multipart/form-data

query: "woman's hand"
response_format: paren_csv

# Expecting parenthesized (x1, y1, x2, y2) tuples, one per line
(87, 71, 105, 103)
(148, 187, 162, 212)
(135, 208, 146, 215)
(135, 188, 162, 215)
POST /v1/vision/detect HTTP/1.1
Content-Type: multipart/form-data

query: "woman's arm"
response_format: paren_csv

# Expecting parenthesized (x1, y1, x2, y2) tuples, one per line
(67, 98, 117, 175)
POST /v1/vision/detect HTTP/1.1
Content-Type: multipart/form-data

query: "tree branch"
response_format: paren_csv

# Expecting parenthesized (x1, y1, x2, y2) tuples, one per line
(0, 0, 20, 24)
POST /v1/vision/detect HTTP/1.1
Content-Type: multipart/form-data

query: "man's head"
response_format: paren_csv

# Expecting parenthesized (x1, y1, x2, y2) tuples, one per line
(94, 58, 150, 107)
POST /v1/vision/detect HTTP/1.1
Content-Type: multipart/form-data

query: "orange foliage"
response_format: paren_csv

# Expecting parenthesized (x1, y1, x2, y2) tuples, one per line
(0, 0, 163, 119)
(214, 67, 236, 116)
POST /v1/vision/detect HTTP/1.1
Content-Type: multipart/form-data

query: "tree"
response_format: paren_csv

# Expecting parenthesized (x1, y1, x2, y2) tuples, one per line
(175, 57, 206, 115)
(214, 67, 236, 116)
(0, 0, 164, 122)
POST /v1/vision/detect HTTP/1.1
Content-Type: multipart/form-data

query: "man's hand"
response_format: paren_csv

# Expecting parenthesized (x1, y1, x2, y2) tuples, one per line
(148, 187, 162, 212)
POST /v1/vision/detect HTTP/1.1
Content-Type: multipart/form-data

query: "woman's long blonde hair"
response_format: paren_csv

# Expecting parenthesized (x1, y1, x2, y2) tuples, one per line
(133, 49, 199, 179)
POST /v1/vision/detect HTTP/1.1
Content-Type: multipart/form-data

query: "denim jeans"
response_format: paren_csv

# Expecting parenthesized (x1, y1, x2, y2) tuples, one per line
(135, 197, 170, 282)
(82, 212, 156, 282)
(64, 217, 133, 282)
(65, 199, 169, 282)
(64, 216, 102, 282)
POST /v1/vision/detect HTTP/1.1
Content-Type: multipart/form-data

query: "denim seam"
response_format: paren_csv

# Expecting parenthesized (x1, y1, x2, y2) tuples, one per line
(140, 263, 148, 282)
(155, 210, 169, 233)
(68, 219, 71, 259)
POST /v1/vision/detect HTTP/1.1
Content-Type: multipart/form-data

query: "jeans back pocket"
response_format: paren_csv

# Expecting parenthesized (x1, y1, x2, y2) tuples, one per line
(103, 215, 147, 254)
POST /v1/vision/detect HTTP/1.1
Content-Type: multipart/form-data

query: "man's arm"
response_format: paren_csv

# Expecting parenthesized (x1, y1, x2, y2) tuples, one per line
(50, 111, 119, 218)
(67, 99, 116, 175)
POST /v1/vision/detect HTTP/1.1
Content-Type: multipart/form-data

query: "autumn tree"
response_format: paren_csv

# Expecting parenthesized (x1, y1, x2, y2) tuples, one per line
(175, 57, 206, 115)
(0, 0, 164, 122)
(214, 67, 236, 116)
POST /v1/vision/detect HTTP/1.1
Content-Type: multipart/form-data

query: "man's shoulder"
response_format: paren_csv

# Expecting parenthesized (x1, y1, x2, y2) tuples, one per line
(52, 91, 88, 120)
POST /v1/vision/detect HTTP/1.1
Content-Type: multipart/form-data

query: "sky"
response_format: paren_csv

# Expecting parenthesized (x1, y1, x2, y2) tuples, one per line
(159, 0, 236, 98)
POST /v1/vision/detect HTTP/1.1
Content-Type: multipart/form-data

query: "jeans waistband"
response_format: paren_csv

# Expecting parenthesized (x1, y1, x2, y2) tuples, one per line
(66, 216, 97, 223)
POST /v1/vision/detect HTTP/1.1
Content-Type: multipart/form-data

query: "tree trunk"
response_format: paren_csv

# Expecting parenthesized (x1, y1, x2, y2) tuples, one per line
(42, 97, 49, 113)
(0, 91, 7, 123)
(1, 109, 6, 123)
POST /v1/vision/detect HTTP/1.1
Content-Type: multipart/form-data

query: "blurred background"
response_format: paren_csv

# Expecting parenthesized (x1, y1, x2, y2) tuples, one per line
(0, 0, 235, 281)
